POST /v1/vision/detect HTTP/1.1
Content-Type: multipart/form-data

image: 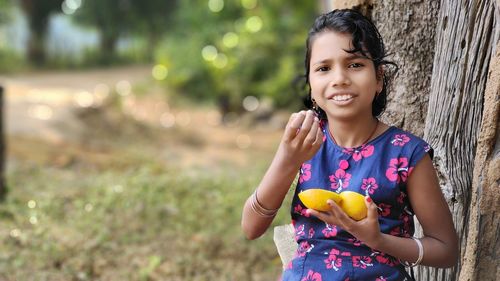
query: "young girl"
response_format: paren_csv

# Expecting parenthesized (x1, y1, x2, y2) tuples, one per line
(241, 9, 458, 281)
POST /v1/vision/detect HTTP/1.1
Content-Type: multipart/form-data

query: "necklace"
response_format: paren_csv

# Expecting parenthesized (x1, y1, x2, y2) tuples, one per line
(329, 119, 379, 148)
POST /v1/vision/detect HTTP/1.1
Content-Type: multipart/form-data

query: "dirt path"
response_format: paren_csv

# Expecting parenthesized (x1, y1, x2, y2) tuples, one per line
(0, 65, 153, 141)
(1, 65, 285, 170)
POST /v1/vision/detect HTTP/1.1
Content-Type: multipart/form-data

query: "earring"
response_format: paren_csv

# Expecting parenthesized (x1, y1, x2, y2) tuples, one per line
(312, 98, 318, 110)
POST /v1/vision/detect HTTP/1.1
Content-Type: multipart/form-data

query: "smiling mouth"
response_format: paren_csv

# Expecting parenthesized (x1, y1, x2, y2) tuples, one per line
(330, 95, 354, 101)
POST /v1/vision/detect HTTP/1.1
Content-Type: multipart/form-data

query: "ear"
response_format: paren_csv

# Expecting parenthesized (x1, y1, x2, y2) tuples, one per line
(376, 66, 384, 94)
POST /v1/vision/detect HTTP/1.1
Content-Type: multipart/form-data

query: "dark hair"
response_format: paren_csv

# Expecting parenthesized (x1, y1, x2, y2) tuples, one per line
(302, 9, 398, 119)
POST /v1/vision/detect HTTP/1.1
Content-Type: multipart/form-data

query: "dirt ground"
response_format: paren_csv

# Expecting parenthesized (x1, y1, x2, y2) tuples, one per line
(0, 65, 288, 171)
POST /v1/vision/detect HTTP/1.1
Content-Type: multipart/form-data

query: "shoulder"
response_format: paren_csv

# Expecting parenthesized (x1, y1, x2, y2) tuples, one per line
(384, 126, 433, 157)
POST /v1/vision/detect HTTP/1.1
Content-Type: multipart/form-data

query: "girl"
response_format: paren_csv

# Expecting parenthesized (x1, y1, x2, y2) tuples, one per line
(241, 9, 458, 281)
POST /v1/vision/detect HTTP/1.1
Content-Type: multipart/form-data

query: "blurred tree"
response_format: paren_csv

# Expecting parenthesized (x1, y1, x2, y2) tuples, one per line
(128, 0, 178, 61)
(73, 0, 178, 64)
(18, 0, 63, 66)
(73, 0, 133, 64)
(158, 0, 317, 116)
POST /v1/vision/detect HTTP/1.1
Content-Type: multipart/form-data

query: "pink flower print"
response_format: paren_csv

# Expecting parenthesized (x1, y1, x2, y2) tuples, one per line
(322, 223, 338, 238)
(348, 238, 363, 246)
(298, 241, 314, 257)
(385, 157, 410, 183)
(324, 248, 343, 271)
(301, 270, 323, 281)
(345, 144, 375, 161)
(294, 204, 310, 217)
(397, 192, 406, 204)
(329, 169, 351, 192)
(308, 227, 315, 238)
(374, 252, 399, 267)
(391, 134, 410, 146)
(299, 163, 312, 183)
(352, 256, 373, 269)
(286, 260, 293, 269)
(361, 177, 378, 195)
(295, 224, 305, 239)
(377, 203, 391, 217)
(339, 159, 349, 170)
(389, 227, 402, 236)
(376, 276, 388, 281)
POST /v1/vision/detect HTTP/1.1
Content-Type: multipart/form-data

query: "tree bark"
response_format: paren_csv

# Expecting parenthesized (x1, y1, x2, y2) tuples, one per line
(420, 0, 499, 280)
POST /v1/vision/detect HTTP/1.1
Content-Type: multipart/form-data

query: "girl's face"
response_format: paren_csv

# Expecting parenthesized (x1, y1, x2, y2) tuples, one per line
(308, 31, 383, 121)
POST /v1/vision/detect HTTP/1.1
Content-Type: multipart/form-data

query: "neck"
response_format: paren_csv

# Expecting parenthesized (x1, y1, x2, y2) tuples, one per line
(328, 116, 379, 148)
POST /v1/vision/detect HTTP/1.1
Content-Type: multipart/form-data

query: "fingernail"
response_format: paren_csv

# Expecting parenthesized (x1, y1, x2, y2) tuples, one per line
(314, 116, 319, 122)
(366, 197, 372, 203)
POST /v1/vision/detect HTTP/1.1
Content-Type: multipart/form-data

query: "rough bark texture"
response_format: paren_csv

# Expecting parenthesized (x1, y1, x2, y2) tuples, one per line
(371, 0, 440, 137)
(421, 0, 499, 280)
(458, 43, 500, 281)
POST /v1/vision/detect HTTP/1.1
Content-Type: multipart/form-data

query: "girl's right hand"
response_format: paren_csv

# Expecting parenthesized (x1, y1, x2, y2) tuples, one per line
(276, 110, 324, 166)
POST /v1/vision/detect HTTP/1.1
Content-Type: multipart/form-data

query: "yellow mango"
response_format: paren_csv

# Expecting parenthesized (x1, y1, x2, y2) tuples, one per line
(298, 189, 367, 221)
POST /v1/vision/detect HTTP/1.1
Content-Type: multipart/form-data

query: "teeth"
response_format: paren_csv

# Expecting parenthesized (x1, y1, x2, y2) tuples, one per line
(332, 95, 353, 101)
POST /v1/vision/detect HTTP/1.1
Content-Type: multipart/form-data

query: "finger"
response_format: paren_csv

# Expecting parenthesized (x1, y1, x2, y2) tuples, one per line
(303, 116, 320, 146)
(365, 196, 378, 220)
(311, 118, 324, 147)
(283, 111, 305, 141)
(306, 208, 337, 225)
(327, 199, 356, 229)
(296, 110, 315, 141)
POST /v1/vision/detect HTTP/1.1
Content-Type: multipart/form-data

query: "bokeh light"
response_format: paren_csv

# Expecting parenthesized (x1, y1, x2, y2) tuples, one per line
(160, 112, 176, 128)
(152, 64, 168, 81)
(29, 216, 38, 225)
(116, 80, 132, 96)
(246, 16, 263, 33)
(236, 134, 252, 149)
(241, 0, 258, 9)
(213, 53, 228, 69)
(202, 45, 218, 61)
(28, 200, 37, 209)
(208, 0, 224, 12)
(84, 203, 93, 212)
(74, 91, 95, 107)
(242, 95, 259, 111)
(223, 32, 239, 48)
(10, 229, 21, 238)
(28, 104, 53, 120)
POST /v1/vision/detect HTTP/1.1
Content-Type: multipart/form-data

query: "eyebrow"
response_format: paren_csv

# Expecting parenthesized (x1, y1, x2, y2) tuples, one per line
(311, 54, 370, 66)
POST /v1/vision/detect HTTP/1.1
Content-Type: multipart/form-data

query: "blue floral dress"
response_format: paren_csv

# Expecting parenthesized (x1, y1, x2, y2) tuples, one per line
(281, 122, 433, 281)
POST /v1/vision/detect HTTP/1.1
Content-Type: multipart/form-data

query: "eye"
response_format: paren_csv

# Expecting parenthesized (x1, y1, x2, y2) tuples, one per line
(348, 63, 364, 68)
(315, 66, 330, 72)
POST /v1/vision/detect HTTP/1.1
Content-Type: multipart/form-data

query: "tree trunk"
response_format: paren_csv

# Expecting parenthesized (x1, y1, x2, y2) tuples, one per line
(371, 0, 439, 138)
(420, 0, 499, 280)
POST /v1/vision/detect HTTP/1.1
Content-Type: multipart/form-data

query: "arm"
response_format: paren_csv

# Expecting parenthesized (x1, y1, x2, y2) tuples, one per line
(241, 110, 324, 240)
(307, 154, 459, 267)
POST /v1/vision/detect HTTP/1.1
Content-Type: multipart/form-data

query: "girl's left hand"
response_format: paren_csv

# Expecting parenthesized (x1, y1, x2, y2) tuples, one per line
(306, 196, 382, 249)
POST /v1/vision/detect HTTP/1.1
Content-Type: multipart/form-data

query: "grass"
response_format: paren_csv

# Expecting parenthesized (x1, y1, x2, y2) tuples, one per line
(0, 100, 294, 280)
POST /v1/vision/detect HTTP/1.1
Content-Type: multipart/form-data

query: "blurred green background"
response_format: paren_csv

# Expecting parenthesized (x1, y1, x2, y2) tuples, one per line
(0, 0, 324, 280)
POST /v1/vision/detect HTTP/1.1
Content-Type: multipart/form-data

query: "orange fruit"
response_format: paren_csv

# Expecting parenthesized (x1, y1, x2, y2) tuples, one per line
(298, 189, 367, 220)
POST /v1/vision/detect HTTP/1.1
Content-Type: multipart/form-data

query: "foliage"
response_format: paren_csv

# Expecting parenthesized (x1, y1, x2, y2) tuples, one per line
(157, 0, 317, 112)
(73, 0, 178, 64)
(0, 142, 289, 280)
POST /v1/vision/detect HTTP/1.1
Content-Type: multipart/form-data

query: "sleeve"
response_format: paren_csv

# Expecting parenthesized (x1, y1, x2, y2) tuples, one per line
(408, 137, 434, 174)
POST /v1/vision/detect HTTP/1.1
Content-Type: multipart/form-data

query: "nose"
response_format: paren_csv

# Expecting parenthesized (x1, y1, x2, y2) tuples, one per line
(329, 68, 350, 87)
